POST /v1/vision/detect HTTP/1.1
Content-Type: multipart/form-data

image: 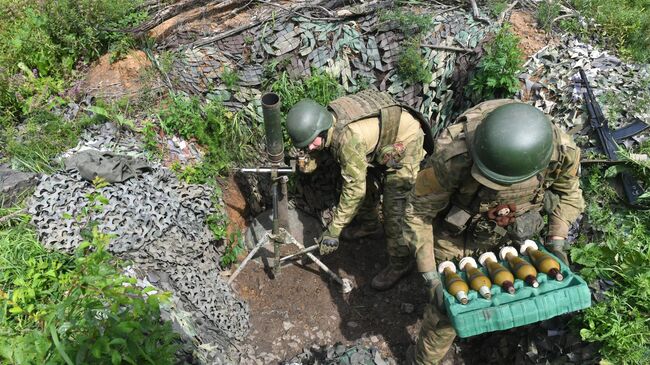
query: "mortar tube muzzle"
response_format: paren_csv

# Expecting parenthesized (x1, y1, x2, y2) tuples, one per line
(262, 92, 284, 165)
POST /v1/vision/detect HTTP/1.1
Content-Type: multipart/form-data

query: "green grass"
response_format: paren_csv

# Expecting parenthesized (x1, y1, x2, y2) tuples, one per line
(3, 111, 99, 173)
(565, 0, 650, 62)
(572, 166, 650, 364)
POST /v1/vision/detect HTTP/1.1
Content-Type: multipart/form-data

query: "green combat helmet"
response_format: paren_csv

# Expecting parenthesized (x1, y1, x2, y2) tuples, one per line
(286, 99, 334, 148)
(471, 103, 553, 187)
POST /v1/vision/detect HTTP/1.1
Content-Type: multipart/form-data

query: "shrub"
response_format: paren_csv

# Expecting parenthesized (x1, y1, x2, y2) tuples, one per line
(468, 25, 524, 101)
(158, 94, 257, 175)
(571, 167, 650, 364)
(396, 40, 433, 86)
(566, 0, 650, 62)
(536, 1, 562, 32)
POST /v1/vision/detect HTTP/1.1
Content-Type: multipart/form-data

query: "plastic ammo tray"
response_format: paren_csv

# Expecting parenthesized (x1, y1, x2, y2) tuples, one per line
(442, 242, 591, 338)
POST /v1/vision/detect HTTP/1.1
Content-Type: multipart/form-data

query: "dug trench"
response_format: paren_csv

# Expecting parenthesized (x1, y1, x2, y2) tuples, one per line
(222, 177, 594, 364)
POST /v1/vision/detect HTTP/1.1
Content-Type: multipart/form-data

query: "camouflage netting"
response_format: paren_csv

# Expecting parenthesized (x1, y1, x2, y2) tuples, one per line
(27, 123, 249, 364)
(517, 37, 650, 138)
(167, 7, 491, 131)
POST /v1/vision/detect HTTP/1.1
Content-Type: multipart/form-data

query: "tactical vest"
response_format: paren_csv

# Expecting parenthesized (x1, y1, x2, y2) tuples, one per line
(327, 90, 434, 162)
(442, 101, 570, 241)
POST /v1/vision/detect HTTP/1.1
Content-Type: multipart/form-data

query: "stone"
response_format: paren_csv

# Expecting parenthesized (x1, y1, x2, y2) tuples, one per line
(0, 168, 38, 208)
(283, 321, 294, 331)
(400, 303, 415, 314)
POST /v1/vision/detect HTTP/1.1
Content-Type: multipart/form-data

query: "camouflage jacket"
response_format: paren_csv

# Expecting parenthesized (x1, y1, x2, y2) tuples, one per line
(414, 99, 585, 238)
(324, 111, 424, 237)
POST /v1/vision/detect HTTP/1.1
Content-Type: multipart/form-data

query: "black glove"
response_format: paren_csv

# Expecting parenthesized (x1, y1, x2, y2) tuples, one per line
(546, 238, 570, 266)
(423, 271, 445, 313)
(318, 233, 339, 255)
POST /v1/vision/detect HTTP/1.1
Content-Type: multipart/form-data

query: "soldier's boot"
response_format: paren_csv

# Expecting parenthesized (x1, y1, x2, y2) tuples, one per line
(371, 257, 413, 291)
(340, 221, 383, 241)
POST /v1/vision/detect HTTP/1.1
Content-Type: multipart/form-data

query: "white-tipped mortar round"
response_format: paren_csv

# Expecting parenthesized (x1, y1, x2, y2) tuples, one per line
(478, 252, 498, 267)
(456, 290, 469, 304)
(459, 257, 477, 271)
(438, 261, 457, 274)
(520, 239, 539, 255)
(499, 246, 518, 261)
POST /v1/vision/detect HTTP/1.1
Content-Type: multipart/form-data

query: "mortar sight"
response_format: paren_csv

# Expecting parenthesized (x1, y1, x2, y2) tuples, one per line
(262, 92, 284, 164)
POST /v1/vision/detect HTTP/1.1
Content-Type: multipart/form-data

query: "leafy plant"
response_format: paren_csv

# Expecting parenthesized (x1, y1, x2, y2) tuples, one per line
(158, 93, 257, 175)
(487, 0, 508, 18)
(397, 39, 433, 86)
(565, 0, 650, 62)
(142, 121, 162, 157)
(4, 110, 98, 173)
(0, 189, 179, 365)
(221, 66, 239, 89)
(468, 25, 524, 102)
(379, 8, 433, 35)
(536, 0, 561, 32)
(220, 231, 245, 268)
(570, 166, 650, 364)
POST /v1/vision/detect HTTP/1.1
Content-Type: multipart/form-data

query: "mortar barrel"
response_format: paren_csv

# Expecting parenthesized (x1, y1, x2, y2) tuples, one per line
(262, 92, 284, 164)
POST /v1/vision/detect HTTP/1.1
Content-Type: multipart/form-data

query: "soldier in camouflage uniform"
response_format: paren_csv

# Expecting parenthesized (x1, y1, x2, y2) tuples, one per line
(403, 100, 585, 364)
(286, 90, 433, 290)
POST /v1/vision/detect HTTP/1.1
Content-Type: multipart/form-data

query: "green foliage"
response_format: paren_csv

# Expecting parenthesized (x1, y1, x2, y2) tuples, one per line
(3, 111, 98, 173)
(571, 166, 650, 364)
(566, 0, 650, 62)
(487, 0, 508, 18)
(379, 8, 433, 34)
(0, 0, 146, 77)
(159, 93, 257, 175)
(270, 70, 344, 115)
(0, 0, 147, 124)
(468, 25, 523, 102)
(142, 121, 162, 157)
(536, 1, 562, 32)
(0, 192, 178, 365)
(220, 231, 244, 268)
(396, 40, 432, 86)
(221, 66, 240, 89)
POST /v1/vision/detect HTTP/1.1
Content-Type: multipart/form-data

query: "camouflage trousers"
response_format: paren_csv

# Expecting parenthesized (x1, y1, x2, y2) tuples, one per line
(354, 131, 425, 269)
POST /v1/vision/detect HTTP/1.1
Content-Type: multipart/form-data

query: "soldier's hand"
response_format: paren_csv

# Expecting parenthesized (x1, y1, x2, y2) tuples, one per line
(546, 238, 570, 266)
(318, 233, 339, 256)
(423, 271, 445, 313)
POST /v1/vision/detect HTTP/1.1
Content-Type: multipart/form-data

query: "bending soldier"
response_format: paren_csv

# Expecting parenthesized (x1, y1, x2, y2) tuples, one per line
(286, 90, 433, 290)
(403, 100, 585, 364)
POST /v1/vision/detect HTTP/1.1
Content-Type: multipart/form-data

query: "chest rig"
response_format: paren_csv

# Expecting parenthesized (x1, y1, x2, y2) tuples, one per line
(442, 105, 566, 242)
(327, 90, 402, 164)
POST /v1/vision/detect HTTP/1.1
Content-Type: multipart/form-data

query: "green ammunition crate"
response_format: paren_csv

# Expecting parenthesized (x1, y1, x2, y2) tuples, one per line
(442, 243, 592, 338)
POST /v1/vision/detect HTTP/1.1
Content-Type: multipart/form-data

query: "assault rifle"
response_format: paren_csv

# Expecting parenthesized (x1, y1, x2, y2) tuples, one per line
(578, 68, 645, 205)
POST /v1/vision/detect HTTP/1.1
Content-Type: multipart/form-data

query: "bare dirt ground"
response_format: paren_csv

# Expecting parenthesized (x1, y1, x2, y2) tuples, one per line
(82, 50, 156, 100)
(232, 228, 426, 362)
(509, 10, 557, 58)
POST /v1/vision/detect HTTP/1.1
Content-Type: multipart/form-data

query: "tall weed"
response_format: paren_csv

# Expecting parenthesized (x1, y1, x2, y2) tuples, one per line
(468, 25, 523, 102)
(159, 94, 257, 174)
